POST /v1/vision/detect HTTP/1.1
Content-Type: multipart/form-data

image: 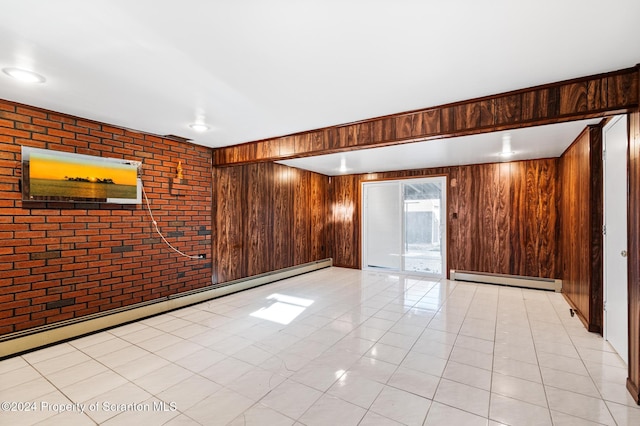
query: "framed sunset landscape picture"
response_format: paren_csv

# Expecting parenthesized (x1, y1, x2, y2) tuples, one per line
(21, 146, 142, 204)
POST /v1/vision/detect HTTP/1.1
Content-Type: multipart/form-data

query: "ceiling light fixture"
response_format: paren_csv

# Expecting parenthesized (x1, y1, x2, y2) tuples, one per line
(2, 67, 46, 83)
(499, 133, 514, 158)
(189, 123, 209, 132)
(338, 157, 348, 173)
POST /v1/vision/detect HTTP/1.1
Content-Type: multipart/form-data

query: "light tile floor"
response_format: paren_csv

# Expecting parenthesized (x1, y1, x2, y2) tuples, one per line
(1, 267, 639, 425)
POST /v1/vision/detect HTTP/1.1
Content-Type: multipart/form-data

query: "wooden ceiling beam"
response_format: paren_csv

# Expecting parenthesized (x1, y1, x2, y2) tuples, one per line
(213, 65, 639, 167)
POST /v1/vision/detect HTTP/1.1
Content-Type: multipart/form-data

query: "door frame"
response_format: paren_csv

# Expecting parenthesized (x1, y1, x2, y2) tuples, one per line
(603, 114, 629, 364)
(361, 175, 448, 278)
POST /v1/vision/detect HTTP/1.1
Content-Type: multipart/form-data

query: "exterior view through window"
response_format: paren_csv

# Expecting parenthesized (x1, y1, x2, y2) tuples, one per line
(363, 177, 446, 278)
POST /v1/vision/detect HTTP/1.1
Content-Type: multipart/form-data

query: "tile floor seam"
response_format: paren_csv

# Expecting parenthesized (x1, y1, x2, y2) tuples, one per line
(520, 289, 553, 424)
(429, 281, 494, 423)
(549, 293, 619, 425)
(20, 355, 100, 425)
(2, 268, 636, 426)
(75, 335, 227, 424)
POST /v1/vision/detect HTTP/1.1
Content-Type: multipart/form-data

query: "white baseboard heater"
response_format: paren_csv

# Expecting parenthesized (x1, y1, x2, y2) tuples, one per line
(450, 270, 562, 292)
(0, 258, 333, 359)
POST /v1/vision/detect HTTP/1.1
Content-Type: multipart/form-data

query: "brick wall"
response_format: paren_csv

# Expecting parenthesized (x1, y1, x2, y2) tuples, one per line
(0, 99, 212, 336)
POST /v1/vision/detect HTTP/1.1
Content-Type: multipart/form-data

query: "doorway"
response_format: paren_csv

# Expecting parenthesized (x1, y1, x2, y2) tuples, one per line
(603, 115, 628, 364)
(362, 177, 446, 278)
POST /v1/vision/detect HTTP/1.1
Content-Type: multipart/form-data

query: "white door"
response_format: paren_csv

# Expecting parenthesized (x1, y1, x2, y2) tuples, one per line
(604, 115, 628, 364)
(363, 177, 446, 277)
(363, 182, 402, 270)
(402, 178, 446, 276)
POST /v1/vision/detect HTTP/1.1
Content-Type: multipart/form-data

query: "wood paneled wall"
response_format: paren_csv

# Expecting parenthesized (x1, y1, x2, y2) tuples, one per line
(327, 159, 559, 279)
(628, 109, 640, 403)
(452, 160, 559, 277)
(559, 125, 604, 333)
(214, 66, 639, 166)
(212, 162, 328, 283)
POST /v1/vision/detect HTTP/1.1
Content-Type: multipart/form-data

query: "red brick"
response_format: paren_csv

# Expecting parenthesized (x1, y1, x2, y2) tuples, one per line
(0, 315, 29, 327)
(76, 120, 101, 130)
(0, 101, 16, 111)
(62, 124, 89, 134)
(15, 305, 45, 315)
(17, 122, 46, 133)
(32, 117, 62, 128)
(45, 313, 74, 323)
(32, 265, 62, 275)
(0, 111, 31, 123)
(49, 114, 76, 125)
(32, 133, 61, 143)
(1, 300, 30, 309)
(14, 260, 46, 269)
(89, 129, 114, 139)
(16, 106, 46, 119)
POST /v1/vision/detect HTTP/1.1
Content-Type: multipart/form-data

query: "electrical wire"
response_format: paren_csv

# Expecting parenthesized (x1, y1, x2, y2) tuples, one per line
(141, 182, 203, 260)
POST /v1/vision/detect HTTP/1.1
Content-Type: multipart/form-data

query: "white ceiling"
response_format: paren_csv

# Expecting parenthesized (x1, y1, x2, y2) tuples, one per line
(1, 1, 639, 173)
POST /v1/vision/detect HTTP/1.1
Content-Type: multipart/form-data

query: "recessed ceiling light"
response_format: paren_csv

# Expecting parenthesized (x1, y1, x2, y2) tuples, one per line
(189, 123, 209, 132)
(2, 67, 46, 83)
(499, 132, 514, 159)
(338, 157, 348, 173)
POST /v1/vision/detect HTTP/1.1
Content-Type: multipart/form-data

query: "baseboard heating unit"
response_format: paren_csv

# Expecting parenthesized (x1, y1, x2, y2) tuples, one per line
(450, 270, 562, 292)
(0, 258, 333, 359)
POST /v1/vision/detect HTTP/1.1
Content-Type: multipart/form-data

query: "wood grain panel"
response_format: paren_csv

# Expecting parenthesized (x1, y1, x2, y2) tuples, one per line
(587, 78, 607, 111)
(279, 135, 295, 157)
(522, 89, 547, 121)
(608, 72, 639, 109)
(293, 168, 311, 264)
(559, 125, 603, 332)
(454, 103, 481, 131)
(480, 100, 495, 127)
(440, 106, 455, 134)
(396, 114, 413, 140)
(213, 162, 328, 282)
(214, 146, 232, 165)
(213, 66, 639, 166)
(371, 117, 395, 143)
(627, 109, 640, 404)
(335, 126, 355, 148)
(294, 133, 313, 154)
(310, 173, 328, 260)
(495, 94, 522, 125)
(525, 159, 558, 278)
(422, 110, 441, 135)
(509, 161, 526, 274)
(447, 168, 460, 270)
(330, 175, 359, 268)
(356, 122, 373, 145)
(237, 143, 255, 163)
(334, 125, 367, 149)
(257, 139, 280, 160)
(560, 82, 588, 115)
(246, 163, 270, 277)
(272, 166, 293, 270)
(213, 166, 244, 283)
(310, 130, 328, 152)
(411, 112, 424, 137)
(497, 162, 511, 273)
(479, 163, 500, 272)
(588, 126, 603, 334)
